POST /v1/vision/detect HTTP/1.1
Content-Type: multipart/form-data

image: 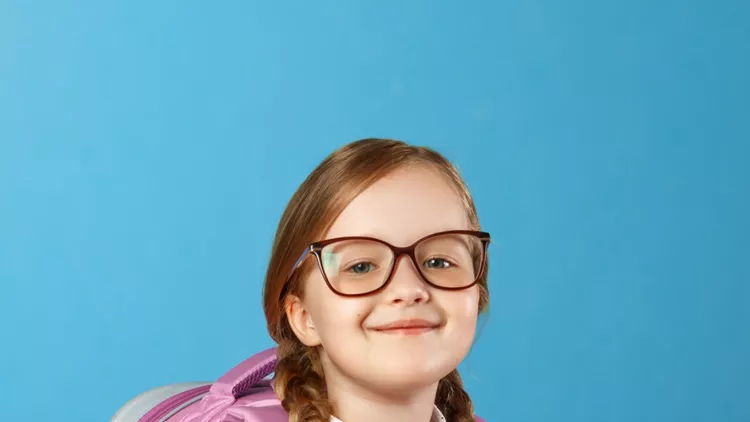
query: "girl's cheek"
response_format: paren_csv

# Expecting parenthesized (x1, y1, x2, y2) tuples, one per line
(321, 297, 371, 325)
(442, 289, 480, 318)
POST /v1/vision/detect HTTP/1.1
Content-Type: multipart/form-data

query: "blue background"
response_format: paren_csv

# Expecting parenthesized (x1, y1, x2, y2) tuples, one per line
(1, 1, 748, 421)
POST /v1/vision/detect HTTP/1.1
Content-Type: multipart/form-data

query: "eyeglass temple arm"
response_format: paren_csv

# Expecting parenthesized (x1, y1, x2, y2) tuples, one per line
(285, 246, 313, 281)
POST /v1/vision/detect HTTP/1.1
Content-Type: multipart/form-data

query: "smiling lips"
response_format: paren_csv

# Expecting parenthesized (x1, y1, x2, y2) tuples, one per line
(371, 318, 441, 335)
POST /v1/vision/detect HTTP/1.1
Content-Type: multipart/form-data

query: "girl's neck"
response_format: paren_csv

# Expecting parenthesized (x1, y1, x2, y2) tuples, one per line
(326, 373, 439, 422)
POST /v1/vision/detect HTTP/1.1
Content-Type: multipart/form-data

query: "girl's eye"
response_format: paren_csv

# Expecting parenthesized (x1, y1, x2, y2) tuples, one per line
(424, 258, 451, 269)
(349, 262, 375, 274)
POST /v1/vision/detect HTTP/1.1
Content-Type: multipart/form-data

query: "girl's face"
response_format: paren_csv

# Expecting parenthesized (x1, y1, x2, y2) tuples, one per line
(286, 165, 480, 395)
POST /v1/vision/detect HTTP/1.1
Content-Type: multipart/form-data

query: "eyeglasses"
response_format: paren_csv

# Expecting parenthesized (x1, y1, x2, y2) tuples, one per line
(286, 230, 491, 297)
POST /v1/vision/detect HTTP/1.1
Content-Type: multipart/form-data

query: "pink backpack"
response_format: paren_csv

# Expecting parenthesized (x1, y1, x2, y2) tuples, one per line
(112, 347, 485, 421)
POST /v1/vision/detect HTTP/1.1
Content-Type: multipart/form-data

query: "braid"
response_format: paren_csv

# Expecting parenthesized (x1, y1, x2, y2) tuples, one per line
(436, 369, 476, 422)
(273, 338, 332, 422)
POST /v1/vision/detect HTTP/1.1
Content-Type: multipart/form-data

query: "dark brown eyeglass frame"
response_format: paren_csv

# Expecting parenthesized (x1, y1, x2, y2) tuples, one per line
(284, 229, 491, 297)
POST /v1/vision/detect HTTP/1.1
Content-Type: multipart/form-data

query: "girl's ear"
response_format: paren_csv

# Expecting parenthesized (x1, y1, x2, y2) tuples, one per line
(285, 295, 322, 347)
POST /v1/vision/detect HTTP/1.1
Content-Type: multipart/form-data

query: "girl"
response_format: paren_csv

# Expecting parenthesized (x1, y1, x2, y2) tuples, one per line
(112, 138, 490, 422)
(263, 138, 491, 422)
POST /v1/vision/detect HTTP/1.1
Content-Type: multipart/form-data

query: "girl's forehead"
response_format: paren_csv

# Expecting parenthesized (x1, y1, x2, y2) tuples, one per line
(324, 167, 469, 244)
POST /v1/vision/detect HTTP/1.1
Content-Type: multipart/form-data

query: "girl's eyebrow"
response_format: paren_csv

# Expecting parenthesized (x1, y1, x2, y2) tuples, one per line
(326, 229, 465, 244)
(323, 231, 383, 241)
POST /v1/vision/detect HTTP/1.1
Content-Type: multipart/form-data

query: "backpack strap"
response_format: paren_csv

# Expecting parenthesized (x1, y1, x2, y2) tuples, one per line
(208, 347, 277, 398)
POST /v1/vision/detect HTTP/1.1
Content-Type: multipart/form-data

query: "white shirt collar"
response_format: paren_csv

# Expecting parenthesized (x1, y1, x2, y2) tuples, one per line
(330, 405, 446, 422)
